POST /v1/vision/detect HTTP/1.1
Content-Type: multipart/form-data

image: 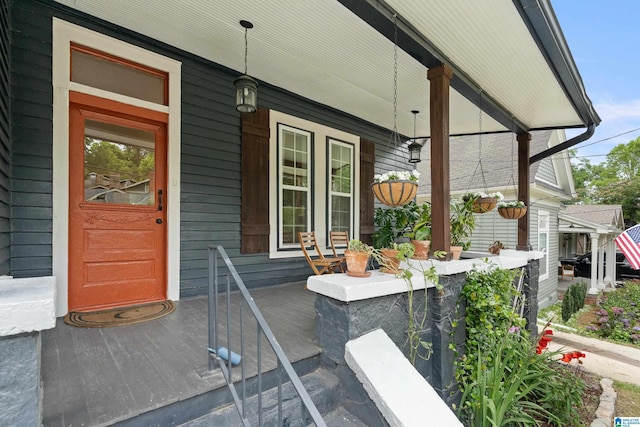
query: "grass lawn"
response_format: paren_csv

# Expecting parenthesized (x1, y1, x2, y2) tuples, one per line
(614, 381, 640, 417)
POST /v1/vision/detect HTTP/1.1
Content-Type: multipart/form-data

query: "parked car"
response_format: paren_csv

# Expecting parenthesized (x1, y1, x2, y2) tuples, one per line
(560, 252, 639, 282)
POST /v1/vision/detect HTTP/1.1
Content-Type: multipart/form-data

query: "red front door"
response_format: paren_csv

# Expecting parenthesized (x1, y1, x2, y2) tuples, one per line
(68, 92, 168, 312)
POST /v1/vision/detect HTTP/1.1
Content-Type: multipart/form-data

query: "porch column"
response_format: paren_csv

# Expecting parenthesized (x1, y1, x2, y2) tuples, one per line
(607, 237, 617, 286)
(427, 64, 453, 259)
(517, 132, 531, 250)
(589, 233, 599, 292)
(597, 238, 605, 288)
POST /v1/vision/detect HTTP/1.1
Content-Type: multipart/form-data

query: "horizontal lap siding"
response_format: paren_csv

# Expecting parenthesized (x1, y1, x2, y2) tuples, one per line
(10, 1, 53, 277)
(0, 0, 10, 274)
(12, 0, 396, 295)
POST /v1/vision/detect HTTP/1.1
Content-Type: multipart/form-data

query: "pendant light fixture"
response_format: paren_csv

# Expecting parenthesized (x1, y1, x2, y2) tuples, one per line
(234, 20, 258, 113)
(408, 109, 425, 163)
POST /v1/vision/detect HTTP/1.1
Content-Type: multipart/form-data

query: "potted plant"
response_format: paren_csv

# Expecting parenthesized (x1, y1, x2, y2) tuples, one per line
(463, 191, 503, 214)
(449, 197, 476, 259)
(344, 239, 376, 277)
(497, 200, 527, 220)
(404, 202, 432, 258)
(371, 170, 419, 207)
(380, 241, 415, 274)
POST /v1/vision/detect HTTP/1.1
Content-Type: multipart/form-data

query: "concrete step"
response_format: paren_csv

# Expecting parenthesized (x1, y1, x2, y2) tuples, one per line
(319, 406, 369, 427)
(113, 355, 321, 427)
(179, 368, 350, 427)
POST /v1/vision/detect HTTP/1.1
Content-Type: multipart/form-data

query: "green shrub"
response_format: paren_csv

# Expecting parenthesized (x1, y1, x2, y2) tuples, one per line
(561, 289, 574, 322)
(561, 281, 587, 322)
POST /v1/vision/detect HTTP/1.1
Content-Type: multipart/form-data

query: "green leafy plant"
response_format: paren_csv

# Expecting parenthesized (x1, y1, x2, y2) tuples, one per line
(394, 251, 443, 365)
(456, 265, 586, 426)
(450, 197, 476, 249)
(404, 202, 432, 241)
(372, 202, 419, 249)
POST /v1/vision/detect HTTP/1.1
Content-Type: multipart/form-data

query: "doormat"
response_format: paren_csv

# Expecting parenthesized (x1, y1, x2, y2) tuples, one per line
(64, 300, 175, 328)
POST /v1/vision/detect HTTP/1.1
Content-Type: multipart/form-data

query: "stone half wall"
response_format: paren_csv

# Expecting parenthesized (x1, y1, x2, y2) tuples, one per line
(313, 258, 540, 409)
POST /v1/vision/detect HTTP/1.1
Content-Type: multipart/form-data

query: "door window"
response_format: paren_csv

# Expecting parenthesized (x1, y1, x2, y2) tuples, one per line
(84, 119, 156, 206)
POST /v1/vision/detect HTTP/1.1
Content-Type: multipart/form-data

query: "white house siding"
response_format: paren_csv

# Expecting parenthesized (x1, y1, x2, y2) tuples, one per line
(537, 157, 558, 186)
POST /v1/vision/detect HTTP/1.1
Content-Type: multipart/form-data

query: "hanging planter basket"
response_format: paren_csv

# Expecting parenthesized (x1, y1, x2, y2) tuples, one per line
(498, 206, 527, 220)
(472, 197, 497, 214)
(372, 180, 418, 207)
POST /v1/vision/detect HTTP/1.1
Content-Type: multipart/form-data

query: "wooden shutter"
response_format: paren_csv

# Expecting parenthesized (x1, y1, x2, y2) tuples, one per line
(359, 139, 375, 245)
(241, 107, 270, 254)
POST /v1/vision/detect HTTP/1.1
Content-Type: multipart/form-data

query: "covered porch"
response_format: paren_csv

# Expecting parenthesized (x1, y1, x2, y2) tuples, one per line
(41, 282, 319, 426)
(559, 211, 623, 290)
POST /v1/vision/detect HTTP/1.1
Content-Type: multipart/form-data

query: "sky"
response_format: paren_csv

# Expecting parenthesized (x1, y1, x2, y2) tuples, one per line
(552, 1, 640, 165)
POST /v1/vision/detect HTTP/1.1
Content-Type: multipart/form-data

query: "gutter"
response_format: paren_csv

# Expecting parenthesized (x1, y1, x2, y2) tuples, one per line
(529, 122, 595, 164)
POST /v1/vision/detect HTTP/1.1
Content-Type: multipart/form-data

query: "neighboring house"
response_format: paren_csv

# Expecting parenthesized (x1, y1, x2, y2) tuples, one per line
(559, 204, 624, 289)
(416, 129, 577, 309)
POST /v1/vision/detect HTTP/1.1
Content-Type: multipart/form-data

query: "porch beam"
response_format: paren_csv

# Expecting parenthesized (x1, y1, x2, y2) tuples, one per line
(427, 64, 453, 259)
(517, 132, 531, 250)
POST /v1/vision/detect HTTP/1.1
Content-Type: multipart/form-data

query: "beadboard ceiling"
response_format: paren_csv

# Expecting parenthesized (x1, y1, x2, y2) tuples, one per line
(53, 0, 594, 139)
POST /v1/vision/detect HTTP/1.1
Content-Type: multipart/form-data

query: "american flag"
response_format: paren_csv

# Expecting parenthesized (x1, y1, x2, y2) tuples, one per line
(615, 224, 640, 270)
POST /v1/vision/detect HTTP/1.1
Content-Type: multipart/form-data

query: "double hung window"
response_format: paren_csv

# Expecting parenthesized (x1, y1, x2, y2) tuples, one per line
(270, 111, 359, 257)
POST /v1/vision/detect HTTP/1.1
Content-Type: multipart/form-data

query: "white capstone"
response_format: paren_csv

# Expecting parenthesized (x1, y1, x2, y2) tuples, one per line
(308, 252, 535, 302)
(0, 276, 56, 336)
(345, 329, 463, 427)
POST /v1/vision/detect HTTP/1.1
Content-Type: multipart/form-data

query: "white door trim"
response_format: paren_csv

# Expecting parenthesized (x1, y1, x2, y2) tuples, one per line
(52, 18, 182, 315)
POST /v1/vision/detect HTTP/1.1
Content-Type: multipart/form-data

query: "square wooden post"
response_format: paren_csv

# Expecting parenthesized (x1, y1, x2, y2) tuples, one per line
(517, 132, 531, 250)
(427, 64, 453, 258)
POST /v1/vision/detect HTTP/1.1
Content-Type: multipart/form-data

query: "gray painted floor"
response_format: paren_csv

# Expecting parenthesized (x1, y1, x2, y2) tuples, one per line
(41, 282, 320, 427)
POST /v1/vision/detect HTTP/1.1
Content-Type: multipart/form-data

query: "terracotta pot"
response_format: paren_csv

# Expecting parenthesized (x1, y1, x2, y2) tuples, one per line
(380, 248, 401, 274)
(344, 250, 370, 277)
(472, 197, 497, 213)
(450, 245, 463, 260)
(498, 206, 527, 220)
(371, 180, 418, 207)
(411, 240, 431, 258)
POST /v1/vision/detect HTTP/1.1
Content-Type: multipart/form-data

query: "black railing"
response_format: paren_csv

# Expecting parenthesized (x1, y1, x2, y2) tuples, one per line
(207, 245, 326, 426)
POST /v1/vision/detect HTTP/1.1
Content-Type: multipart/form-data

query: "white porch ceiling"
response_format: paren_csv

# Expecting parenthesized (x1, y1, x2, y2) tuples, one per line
(53, 0, 589, 139)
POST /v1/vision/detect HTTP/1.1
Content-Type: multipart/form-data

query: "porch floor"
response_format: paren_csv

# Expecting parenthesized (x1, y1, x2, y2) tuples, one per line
(41, 282, 320, 427)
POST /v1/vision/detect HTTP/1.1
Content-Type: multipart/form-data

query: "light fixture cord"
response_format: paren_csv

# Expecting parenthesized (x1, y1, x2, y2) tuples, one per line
(244, 27, 249, 75)
(393, 14, 398, 134)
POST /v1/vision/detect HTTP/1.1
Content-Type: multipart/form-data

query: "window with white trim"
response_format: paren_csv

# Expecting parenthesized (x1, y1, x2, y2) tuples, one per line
(278, 125, 312, 247)
(328, 139, 353, 234)
(269, 111, 360, 257)
(538, 211, 549, 279)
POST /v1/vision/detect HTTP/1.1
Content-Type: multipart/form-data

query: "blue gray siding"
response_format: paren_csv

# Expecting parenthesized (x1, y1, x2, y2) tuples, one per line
(10, 0, 396, 295)
(10, 1, 53, 277)
(0, 0, 10, 275)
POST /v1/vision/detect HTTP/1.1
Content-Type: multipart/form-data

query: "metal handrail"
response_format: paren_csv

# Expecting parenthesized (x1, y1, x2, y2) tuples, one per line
(207, 245, 326, 427)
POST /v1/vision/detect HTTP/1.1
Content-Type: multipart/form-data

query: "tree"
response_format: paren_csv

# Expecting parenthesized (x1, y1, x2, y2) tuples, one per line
(570, 138, 640, 225)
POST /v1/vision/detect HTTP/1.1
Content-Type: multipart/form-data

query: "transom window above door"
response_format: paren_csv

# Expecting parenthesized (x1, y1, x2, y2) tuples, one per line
(71, 44, 168, 105)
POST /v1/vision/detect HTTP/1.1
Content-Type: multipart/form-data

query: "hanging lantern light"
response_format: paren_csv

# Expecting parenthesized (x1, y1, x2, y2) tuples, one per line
(234, 20, 258, 113)
(407, 110, 424, 163)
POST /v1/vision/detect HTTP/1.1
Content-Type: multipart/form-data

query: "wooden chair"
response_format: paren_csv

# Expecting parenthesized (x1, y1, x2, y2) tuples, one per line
(298, 231, 345, 275)
(329, 230, 349, 273)
(561, 264, 575, 280)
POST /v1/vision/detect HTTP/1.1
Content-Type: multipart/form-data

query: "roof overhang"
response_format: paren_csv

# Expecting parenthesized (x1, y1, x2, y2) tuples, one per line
(51, 0, 600, 139)
(558, 213, 620, 236)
